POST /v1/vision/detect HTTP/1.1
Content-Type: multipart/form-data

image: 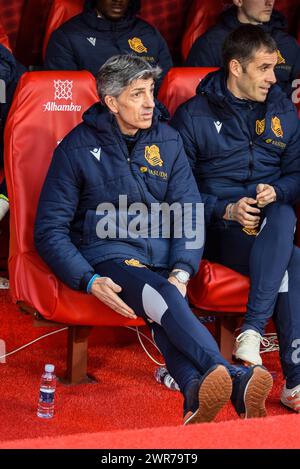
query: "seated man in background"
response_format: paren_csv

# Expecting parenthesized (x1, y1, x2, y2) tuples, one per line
(44, 0, 173, 91)
(171, 25, 300, 412)
(34, 54, 273, 424)
(185, 0, 300, 96)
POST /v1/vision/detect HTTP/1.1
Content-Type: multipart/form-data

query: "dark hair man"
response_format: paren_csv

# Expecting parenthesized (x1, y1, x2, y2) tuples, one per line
(185, 0, 300, 96)
(171, 24, 300, 412)
(44, 0, 173, 91)
(34, 54, 273, 424)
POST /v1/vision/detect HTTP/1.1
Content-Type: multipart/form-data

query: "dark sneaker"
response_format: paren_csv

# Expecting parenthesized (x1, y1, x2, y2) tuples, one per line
(231, 365, 273, 418)
(183, 365, 232, 425)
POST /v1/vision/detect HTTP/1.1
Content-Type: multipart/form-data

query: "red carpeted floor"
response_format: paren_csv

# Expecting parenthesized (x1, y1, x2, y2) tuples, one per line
(0, 289, 297, 447)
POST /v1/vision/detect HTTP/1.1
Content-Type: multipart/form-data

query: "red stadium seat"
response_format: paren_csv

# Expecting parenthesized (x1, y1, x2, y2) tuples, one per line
(0, 19, 11, 51)
(4, 70, 146, 329)
(42, 0, 84, 60)
(158, 67, 218, 117)
(0, 0, 24, 51)
(181, 0, 231, 61)
(4, 70, 145, 382)
(276, 0, 300, 36)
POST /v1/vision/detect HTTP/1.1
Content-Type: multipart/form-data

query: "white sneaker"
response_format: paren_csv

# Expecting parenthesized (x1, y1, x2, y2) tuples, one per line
(280, 383, 300, 413)
(233, 330, 267, 366)
(0, 277, 9, 289)
(0, 198, 9, 221)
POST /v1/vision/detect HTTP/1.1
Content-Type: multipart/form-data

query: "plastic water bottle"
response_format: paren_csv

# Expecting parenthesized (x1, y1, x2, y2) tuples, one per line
(154, 366, 180, 391)
(37, 364, 56, 419)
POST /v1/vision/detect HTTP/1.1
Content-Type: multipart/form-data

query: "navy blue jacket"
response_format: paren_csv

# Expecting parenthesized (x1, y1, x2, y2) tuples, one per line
(44, 0, 172, 89)
(34, 103, 203, 291)
(0, 44, 26, 172)
(170, 69, 300, 223)
(185, 6, 300, 95)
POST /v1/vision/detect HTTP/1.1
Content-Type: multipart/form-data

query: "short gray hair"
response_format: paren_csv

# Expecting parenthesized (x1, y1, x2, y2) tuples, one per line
(96, 55, 161, 103)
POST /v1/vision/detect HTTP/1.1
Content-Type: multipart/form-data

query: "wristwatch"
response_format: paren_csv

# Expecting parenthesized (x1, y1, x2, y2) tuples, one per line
(169, 270, 190, 285)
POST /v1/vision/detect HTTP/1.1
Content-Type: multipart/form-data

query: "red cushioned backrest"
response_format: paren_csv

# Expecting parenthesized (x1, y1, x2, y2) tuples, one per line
(0, 18, 11, 51)
(4, 71, 98, 256)
(42, 0, 85, 60)
(138, 0, 191, 61)
(14, 0, 53, 67)
(276, 0, 300, 36)
(181, 0, 231, 61)
(0, 0, 24, 51)
(157, 67, 218, 117)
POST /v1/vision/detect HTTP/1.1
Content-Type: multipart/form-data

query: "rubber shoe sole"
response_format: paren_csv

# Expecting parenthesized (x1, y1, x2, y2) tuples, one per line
(183, 365, 232, 425)
(243, 367, 273, 418)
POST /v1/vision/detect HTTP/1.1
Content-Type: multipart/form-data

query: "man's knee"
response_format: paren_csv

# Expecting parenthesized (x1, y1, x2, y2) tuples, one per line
(260, 203, 296, 234)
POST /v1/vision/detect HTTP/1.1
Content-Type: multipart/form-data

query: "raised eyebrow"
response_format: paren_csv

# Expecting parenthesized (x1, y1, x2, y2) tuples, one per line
(130, 87, 146, 92)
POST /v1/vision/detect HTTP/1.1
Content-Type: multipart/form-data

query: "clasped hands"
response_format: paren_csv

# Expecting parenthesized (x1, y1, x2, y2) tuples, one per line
(224, 183, 276, 229)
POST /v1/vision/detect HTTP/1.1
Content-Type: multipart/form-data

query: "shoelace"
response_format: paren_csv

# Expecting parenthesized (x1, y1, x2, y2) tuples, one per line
(236, 330, 270, 347)
(291, 388, 300, 398)
(261, 333, 279, 354)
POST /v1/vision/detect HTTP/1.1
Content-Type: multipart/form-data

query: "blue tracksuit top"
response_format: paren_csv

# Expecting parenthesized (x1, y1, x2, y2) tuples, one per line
(170, 69, 300, 223)
(34, 102, 203, 291)
(185, 6, 300, 96)
(44, 0, 173, 88)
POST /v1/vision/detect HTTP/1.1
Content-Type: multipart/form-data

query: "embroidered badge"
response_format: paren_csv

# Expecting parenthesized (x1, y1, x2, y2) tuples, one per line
(271, 116, 283, 138)
(276, 49, 286, 65)
(124, 259, 146, 268)
(242, 227, 259, 236)
(145, 145, 163, 167)
(128, 37, 148, 53)
(255, 118, 265, 135)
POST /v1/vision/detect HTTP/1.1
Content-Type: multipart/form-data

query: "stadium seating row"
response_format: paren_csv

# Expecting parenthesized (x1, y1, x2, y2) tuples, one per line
(0, 0, 299, 66)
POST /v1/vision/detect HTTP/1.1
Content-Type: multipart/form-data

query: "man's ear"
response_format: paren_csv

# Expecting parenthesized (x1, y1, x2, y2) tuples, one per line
(232, 0, 243, 7)
(104, 95, 119, 114)
(229, 58, 243, 78)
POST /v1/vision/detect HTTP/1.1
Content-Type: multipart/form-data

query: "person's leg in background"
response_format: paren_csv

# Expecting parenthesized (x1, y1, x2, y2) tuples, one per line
(205, 203, 297, 366)
(272, 245, 300, 412)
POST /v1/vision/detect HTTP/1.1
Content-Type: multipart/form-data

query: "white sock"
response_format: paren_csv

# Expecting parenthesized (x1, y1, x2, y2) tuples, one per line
(0, 198, 9, 221)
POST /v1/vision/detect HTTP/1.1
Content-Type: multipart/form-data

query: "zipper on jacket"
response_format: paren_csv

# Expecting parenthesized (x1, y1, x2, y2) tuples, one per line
(248, 140, 254, 178)
(126, 152, 154, 266)
(115, 129, 154, 266)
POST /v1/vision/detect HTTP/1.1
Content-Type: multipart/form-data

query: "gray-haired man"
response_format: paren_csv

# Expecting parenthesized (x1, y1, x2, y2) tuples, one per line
(35, 55, 273, 424)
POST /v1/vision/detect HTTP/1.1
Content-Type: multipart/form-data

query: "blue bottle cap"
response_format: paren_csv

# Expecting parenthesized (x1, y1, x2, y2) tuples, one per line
(45, 364, 55, 373)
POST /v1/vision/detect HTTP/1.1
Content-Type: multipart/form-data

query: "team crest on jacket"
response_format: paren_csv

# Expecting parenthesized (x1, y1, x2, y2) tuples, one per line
(255, 118, 265, 135)
(124, 259, 146, 268)
(271, 116, 283, 138)
(276, 49, 286, 65)
(128, 37, 148, 53)
(242, 227, 258, 236)
(145, 145, 163, 167)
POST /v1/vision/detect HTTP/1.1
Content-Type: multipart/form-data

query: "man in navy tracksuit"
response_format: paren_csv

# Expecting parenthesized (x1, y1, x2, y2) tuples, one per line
(171, 25, 300, 412)
(185, 0, 300, 96)
(34, 55, 273, 424)
(44, 0, 172, 91)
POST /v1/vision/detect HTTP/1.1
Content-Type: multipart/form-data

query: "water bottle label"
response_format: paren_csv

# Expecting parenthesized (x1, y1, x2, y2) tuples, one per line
(40, 389, 55, 403)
